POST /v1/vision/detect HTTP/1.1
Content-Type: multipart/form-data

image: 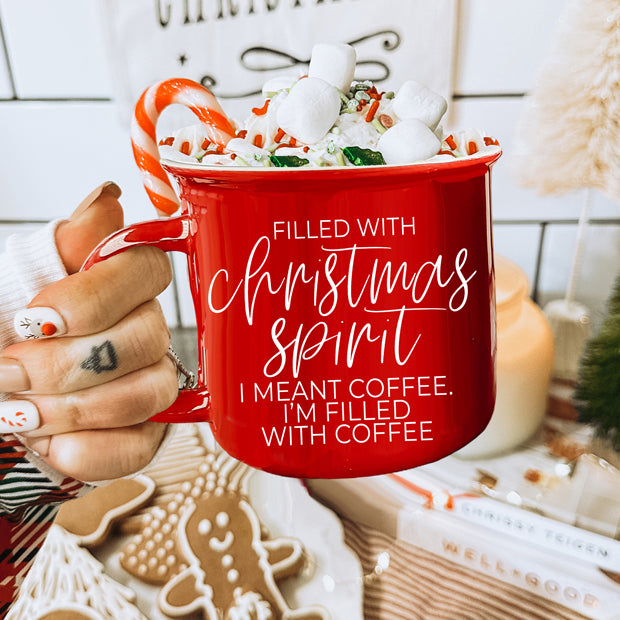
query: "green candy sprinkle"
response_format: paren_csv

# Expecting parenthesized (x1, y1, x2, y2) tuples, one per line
(371, 118, 387, 134)
(342, 146, 386, 166)
(269, 155, 310, 167)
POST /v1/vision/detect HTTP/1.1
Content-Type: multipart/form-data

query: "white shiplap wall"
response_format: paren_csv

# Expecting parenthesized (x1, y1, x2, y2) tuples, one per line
(0, 0, 618, 328)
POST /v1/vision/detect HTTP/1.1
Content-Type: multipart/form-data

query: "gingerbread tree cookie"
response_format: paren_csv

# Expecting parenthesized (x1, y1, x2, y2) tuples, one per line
(8, 525, 147, 620)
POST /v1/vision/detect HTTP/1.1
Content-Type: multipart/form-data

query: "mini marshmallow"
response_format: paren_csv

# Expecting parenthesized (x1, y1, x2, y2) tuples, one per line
(276, 77, 341, 144)
(393, 80, 447, 130)
(451, 128, 487, 155)
(262, 73, 300, 96)
(308, 43, 356, 92)
(378, 119, 441, 165)
(225, 137, 269, 162)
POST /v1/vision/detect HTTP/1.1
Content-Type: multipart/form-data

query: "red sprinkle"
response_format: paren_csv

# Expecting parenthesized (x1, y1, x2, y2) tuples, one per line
(484, 136, 499, 146)
(467, 141, 479, 155)
(231, 153, 237, 160)
(237, 130, 248, 139)
(251, 99, 270, 116)
(159, 136, 175, 146)
(274, 128, 286, 142)
(365, 99, 380, 122)
(180, 141, 191, 155)
(445, 134, 457, 150)
(303, 146, 310, 153)
(201, 138, 211, 150)
(253, 134, 264, 148)
(438, 150, 457, 157)
(275, 142, 296, 150)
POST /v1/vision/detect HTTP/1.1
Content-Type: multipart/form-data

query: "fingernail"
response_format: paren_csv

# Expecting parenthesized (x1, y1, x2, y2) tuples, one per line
(0, 358, 30, 391)
(20, 435, 50, 458)
(14, 307, 67, 340)
(73, 181, 122, 217)
(0, 400, 39, 433)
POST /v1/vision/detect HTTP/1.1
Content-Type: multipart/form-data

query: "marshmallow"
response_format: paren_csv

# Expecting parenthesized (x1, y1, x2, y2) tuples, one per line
(276, 77, 341, 144)
(378, 119, 441, 165)
(225, 137, 269, 162)
(308, 43, 356, 92)
(262, 73, 300, 96)
(392, 80, 447, 130)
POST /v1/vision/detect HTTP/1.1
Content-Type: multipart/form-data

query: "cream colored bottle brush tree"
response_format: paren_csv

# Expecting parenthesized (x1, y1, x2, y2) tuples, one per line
(513, 0, 620, 408)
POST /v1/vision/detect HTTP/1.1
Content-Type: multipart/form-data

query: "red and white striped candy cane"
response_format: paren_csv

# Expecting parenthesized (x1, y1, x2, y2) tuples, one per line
(131, 78, 236, 216)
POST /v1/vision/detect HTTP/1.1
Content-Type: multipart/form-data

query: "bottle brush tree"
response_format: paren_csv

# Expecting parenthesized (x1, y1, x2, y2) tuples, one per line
(575, 274, 620, 449)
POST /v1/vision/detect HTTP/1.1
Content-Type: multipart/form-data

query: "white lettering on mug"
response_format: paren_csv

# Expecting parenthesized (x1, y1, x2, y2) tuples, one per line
(207, 215, 480, 450)
(207, 236, 476, 330)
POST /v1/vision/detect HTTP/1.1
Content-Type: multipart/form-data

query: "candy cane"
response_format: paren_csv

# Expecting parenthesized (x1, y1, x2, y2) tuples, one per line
(131, 78, 236, 216)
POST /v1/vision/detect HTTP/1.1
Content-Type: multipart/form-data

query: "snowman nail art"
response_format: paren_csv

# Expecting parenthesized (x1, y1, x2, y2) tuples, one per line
(14, 307, 67, 340)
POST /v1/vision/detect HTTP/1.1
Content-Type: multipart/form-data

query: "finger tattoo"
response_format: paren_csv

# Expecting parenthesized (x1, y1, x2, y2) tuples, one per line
(80, 341, 118, 373)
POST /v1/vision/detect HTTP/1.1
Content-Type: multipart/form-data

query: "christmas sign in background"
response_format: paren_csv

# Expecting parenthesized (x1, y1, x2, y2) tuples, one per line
(100, 0, 456, 126)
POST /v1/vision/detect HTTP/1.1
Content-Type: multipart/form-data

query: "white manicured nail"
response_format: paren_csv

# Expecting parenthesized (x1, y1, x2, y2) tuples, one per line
(0, 400, 40, 432)
(14, 307, 67, 340)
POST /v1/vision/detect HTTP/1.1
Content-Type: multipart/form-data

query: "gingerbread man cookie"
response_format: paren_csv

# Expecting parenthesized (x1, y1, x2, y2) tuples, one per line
(118, 423, 210, 535)
(118, 446, 329, 619)
(119, 451, 244, 584)
(55, 475, 155, 546)
(159, 490, 328, 619)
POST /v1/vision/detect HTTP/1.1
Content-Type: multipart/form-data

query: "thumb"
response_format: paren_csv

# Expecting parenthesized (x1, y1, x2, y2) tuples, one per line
(55, 182, 125, 274)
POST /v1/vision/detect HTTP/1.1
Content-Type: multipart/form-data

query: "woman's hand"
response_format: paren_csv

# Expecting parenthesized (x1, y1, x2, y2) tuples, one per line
(0, 182, 178, 481)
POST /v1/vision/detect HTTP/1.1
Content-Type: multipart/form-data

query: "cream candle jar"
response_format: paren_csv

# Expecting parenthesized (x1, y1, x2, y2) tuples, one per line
(456, 255, 554, 459)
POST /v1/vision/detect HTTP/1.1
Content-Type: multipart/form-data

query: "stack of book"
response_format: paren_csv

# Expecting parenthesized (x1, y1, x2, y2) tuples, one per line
(308, 419, 620, 620)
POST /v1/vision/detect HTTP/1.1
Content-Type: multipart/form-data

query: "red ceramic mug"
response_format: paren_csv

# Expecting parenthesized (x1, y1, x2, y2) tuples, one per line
(84, 152, 501, 478)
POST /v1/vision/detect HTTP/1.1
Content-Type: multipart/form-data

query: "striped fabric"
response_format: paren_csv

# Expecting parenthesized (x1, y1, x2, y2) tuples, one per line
(0, 436, 85, 616)
(342, 517, 591, 620)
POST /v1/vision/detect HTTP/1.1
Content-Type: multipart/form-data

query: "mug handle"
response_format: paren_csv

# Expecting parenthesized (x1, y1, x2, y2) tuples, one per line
(81, 215, 211, 424)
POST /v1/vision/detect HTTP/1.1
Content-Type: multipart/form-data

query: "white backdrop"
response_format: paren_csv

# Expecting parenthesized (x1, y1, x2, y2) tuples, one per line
(0, 0, 618, 328)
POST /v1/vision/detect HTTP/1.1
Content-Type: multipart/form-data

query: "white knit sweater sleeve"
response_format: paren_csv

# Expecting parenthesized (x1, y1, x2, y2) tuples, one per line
(0, 221, 67, 350)
(0, 220, 90, 508)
